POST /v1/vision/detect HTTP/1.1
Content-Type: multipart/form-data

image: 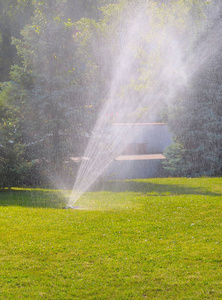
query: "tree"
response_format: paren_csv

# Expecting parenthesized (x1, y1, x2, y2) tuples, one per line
(0, 79, 34, 187)
(0, 0, 34, 82)
(163, 3, 222, 176)
(0, 0, 101, 187)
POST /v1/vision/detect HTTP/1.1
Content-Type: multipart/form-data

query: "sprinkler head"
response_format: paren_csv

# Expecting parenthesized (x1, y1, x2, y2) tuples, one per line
(62, 206, 80, 209)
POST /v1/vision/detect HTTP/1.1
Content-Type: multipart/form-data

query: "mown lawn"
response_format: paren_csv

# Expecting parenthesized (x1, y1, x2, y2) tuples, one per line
(0, 178, 221, 299)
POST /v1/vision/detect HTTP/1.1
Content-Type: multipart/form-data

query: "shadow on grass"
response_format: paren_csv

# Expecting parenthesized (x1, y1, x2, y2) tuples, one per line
(0, 189, 67, 209)
(0, 179, 221, 209)
(90, 180, 222, 197)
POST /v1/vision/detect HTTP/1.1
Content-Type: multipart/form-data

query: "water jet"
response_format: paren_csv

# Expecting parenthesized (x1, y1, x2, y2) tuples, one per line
(67, 1, 221, 207)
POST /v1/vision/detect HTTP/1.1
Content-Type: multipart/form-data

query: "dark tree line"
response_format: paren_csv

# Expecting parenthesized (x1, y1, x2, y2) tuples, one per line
(163, 8, 222, 176)
(0, 0, 106, 187)
(0, 0, 221, 188)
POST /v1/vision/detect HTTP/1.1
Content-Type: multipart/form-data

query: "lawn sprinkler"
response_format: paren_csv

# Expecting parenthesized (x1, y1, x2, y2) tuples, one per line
(63, 206, 81, 209)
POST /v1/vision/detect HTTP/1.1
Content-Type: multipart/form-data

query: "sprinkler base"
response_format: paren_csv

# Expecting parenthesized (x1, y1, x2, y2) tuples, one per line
(63, 206, 80, 209)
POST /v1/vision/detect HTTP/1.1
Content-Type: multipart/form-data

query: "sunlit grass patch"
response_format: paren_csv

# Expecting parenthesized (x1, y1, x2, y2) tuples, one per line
(0, 177, 221, 299)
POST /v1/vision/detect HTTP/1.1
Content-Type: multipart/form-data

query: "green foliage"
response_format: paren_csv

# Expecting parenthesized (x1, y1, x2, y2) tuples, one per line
(162, 142, 187, 176)
(0, 0, 34, 82)
(0, 115, 32, 187)
(0, 0, 221, 186)
(0, 178, 222, 299)
(0, 62, 39, 187)
(164, 12, 222, 176)
(0, 0, 104, 187)
(93, 0, 208, 122)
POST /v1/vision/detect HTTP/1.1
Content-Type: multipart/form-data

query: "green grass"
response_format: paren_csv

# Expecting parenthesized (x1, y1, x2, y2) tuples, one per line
(0, 178, 221, 299)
